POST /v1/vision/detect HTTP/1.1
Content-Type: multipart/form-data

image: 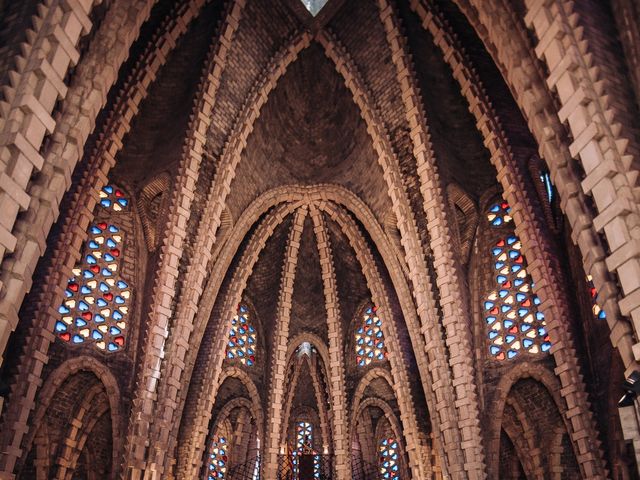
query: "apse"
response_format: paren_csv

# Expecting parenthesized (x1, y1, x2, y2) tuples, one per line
(0, 0, 639, 479)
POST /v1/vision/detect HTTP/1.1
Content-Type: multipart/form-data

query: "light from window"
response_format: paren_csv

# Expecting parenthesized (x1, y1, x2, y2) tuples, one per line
(207, 436, 227, 479)
(484, 202, 551, 360)
(379, 438, 400, 479)
(226, 304, 257, 366)
(300, 0, 328, 16)
(487, 201, 512, 227)
(586, 275, 606, 320)
(355, 306, 387, 367)
(55, 186, 131, 353)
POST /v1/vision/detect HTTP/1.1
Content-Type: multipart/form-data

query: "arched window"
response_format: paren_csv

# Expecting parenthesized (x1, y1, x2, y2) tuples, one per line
(379, 437, 400, 480)
(483, 201, 551, 360)
(207, 436, 228, 479)
(55, 185, 132, 353)
(355, 306, 387, 367)
(292, 421, 320, 479)
(226, 304, 257, 366)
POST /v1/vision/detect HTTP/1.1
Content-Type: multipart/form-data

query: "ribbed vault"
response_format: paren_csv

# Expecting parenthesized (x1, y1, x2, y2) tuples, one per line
(0, 0, 639, 479)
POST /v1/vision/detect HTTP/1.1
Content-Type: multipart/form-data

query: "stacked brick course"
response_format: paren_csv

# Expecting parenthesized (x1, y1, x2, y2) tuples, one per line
(0, 0, 639, 478)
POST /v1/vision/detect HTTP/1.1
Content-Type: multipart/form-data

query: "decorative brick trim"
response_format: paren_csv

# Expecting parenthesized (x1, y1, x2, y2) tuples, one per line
(19, 356, 122, 480)
(0, 0, 156, 367)
(409, 2, 607, 476)
(317, 29, 469, 478)
(378, 2, 486, 475)
(123, 1, 247, 474)
(321, 202, 432, 478)
(0, 1, 206, 476)
(444, 0, 634, 369)
(144, 32, 312, 477)
(261, 207, 308, 478)
(308, 206, 350, 479)
(523, 0, 640, 365)
(0, 0, 93, 275)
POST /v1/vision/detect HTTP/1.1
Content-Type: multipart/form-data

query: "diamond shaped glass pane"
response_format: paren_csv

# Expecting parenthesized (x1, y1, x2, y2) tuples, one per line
(301, 0, 329, 16)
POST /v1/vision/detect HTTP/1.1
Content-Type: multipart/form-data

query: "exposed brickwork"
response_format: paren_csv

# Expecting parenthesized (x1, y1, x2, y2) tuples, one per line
(1, 1, 639, 478)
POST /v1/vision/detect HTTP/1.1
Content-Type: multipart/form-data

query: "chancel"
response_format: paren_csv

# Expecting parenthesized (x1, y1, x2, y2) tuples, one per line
(0, 0, 639, 478)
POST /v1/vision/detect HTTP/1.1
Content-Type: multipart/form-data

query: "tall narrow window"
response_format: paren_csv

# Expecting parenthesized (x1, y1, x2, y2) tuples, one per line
(55, 185, 132, 353)
(226, 304, 257, 366)
(207, 436, 228, 479)
(355, 306, 387, 367)
(483, 201, 551, 360)
(292, 421, 320, 479)
(379, 438, 400, 480)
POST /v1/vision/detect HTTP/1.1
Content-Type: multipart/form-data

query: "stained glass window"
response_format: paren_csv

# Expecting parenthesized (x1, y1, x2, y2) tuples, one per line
(355, 306, 387, 367)
(226, 304, 256, 366)
(55, 185, 131, 353)
(292, 421, 320, 479)
(379, 438, 400, 480)
(486, 201, 512, 227)
(207, 436, 228, 479)
(586, 275, 606, 320)
(484, 202, 551, 360)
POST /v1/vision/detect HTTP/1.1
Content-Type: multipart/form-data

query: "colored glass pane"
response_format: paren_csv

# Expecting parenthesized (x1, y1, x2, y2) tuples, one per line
(355, 306, 387, 367)
(226, 304, 257, 366)
(487, 201, 512, 227)
(292, 421, 320, 479)
(55, 186, 131, 353)
(379, 438, 400, 480)
(484, 202, 551, 360)
(586, 275, 606, 320)
(207, 436, 228, 479)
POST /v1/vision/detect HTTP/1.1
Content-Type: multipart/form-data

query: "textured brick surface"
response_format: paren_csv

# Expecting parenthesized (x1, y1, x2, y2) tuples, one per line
(1, 0, 639, 478)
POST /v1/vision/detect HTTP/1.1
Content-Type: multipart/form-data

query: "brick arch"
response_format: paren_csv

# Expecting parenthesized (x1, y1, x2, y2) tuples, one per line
(53, 383, 111, 480)
(139, 31, 313, 476)
(215, 366, 265, 441)
(500, 421, 537, 479)
(354, 397, 409, 479)
(174, 204, 303, 479)
(405, 2, 609, 476)
(485, 362, 574, 479)
(279, 332, 333, 449)
(20, 356, 121, 479)
(350, 367, 396, 429)
(172, 183, 443, 477)
(316, 29, 475, 477)
(278, 354, 331, 454)
(278, 332, 333, 446)
(437, 0, 636, 376)
(210, 397, 254, 437)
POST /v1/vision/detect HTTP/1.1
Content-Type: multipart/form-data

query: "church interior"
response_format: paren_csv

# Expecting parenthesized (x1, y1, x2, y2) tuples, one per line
(1, 0, 640, 478)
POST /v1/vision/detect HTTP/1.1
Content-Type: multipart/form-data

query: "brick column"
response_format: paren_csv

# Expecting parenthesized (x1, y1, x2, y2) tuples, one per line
(309, 207, 350, 480)
(263, 207, 307, 479)
(318, 30, 468, 478)
(378, 2, 486, 476)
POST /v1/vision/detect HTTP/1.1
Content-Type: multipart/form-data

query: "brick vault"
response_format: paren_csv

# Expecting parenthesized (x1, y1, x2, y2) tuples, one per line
(0, 0, 639, 478)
